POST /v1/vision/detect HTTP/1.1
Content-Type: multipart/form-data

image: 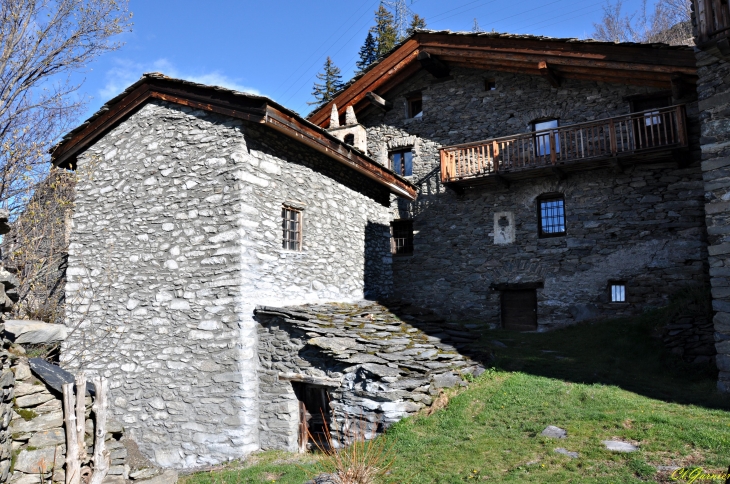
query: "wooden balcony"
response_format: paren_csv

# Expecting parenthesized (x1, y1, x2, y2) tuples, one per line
(694, 0, 730, 48)
(440, 105, 688, 186)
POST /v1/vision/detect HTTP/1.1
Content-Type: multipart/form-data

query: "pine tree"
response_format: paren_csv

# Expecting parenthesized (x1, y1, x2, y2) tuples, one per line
(356, 32, 378, 73)
(407, 14, 427, 36)
(309, 57, 344, 106)
(372, 4, 398, 58)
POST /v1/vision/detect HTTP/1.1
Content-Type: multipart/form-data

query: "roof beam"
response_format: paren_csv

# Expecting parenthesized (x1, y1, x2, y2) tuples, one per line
(417, 51, 450, 78)
(365, 91, 393, 111)
(538, 61, 561, 88)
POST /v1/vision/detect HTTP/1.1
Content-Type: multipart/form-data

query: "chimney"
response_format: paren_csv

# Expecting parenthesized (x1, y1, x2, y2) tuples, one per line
(326, 105, 367, 153)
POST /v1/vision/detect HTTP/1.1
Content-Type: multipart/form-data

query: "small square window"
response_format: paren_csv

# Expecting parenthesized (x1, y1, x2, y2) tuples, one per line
(389, 149, 413, 177)
(610, 283, 626, 303)
(282, 206, 302, 251)
(391, 220, 413, 255)
(485, 78, 496, 90)
(537, 194, 566, 238)
(407, 94, 422, 118)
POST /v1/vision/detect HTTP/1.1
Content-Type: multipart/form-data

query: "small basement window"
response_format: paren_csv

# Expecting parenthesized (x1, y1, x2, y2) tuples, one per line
(282, 206, 302, 251)
(391, 220, 414, 255)
(610, 283, 627, 303)
(485, 78, 496, 90)
(407, 93, 423, 118)
(537, 194, 566, 238)
(389, 149, 413, 177)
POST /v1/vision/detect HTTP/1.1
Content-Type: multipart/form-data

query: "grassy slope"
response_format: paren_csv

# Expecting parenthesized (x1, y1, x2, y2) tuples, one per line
(184, 315, 730, 484)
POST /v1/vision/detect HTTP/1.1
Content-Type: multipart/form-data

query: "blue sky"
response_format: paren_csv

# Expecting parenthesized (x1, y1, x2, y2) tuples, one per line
(79, 0, 650, 118)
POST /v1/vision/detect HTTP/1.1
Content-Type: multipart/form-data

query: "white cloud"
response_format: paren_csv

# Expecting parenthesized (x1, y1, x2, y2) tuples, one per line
(98, 58, 264, 101)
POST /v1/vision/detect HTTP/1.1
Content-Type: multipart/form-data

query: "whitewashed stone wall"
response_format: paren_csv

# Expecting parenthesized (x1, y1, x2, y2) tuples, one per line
(62, 100, 393, 467)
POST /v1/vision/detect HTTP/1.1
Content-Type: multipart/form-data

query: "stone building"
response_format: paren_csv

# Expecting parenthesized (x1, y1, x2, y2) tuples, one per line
(49, 74, 416, 467)
(309, 31, 707, 331)
(690, 0, 730, 392)
(46, 27, 728, 469)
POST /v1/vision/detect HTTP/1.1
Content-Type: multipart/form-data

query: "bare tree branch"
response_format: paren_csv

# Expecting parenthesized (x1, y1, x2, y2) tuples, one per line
(592, 0, 692, 45)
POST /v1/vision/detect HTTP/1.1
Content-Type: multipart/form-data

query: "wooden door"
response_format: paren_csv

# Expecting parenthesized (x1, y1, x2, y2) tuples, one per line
(501, 289, 537, 331)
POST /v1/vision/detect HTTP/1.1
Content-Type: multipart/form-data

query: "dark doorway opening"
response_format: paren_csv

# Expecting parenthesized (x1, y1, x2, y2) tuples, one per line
(292, 382, 332, 452)
(501, 289, 538, 331)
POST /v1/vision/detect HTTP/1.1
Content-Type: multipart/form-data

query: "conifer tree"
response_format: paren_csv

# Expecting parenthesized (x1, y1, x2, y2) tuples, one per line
(372, 4, 397, 58)
(309, 57, 344, 106)
(356, 32, 378, 73)
(407, 14, 427, 36)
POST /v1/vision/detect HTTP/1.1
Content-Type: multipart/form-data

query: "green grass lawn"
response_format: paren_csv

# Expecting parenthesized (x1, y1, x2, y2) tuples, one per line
(183, 313, 730, 484)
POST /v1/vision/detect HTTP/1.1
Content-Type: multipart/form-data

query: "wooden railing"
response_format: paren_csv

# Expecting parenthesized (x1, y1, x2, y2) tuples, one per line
(440, 105, 687, 184)
(695, 0, 730, 45)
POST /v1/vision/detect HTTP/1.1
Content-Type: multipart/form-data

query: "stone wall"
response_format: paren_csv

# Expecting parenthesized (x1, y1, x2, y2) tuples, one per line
(63, 100, 394, 467)
(359, 67, 707, 328)
(255, 301, 484, 452)
(694, 49, 730, 392)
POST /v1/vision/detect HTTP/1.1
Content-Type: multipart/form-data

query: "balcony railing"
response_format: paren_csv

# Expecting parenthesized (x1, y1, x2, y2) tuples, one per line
(694, 0, 730, 46)
(440, 105, 687, 184)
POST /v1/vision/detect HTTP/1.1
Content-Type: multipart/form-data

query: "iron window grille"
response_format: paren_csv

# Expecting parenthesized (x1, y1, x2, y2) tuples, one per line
(537, 194, 566, 238)
(610, 283, 627, 303)
(282, 206, 302, 251)
(391, 220, 414, 255)
(389, 149, 413, 177)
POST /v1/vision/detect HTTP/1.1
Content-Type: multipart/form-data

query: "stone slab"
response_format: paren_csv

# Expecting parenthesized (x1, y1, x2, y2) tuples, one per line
(541, 425, 567, 439)
(28, 358, 94, 396)
(135, 469, 178, 484)
(4, 321, 67, 345)
(13, 447, 56, 473)
(602, 440, 638, 452)
(554, 448, 579, 458)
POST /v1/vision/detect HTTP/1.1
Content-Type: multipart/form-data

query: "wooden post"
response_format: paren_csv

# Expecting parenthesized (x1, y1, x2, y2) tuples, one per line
(89, 377, 110, 484)
(676, 105, 687, 146)
(549, 130, 557, 165)
(609, 119, 617, 155)
(493, 141, 500, 172)
(75, 373, 87, 463)
(62, 383, 81, 484)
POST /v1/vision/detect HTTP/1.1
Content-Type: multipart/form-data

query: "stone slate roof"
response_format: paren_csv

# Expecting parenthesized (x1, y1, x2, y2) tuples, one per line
(255, 301, 486, 395)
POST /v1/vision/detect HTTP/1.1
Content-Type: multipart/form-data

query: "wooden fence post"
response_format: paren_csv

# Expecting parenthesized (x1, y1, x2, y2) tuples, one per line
(62, 383, 80, 484)
(89, 376, 110, 484)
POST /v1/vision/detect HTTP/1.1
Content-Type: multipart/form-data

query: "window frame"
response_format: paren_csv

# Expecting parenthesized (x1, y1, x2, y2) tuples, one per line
(532, 118, 560, 157)
(282, 205, 303, 251)
(389, 148, 414, 177)
(390, 219, 414, 256)
(609, 281, 628, 304)
(407, 93, 423, 119)
(485, 78, 496, 91)
(536, 193, 567, 238)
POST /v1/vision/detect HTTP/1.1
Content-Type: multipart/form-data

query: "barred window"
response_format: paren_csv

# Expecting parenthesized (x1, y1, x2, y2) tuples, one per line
(610, 283, 627, 303)
(537, 194, 566, 237)
(391, 220, 413, 255)
(282, 206, 302, 251)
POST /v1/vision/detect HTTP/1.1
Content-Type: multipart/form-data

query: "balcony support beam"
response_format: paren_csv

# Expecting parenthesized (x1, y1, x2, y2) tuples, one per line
(538, 61, 561, 88)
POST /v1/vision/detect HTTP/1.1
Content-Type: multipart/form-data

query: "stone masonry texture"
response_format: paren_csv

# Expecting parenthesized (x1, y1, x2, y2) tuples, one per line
(359, 67, 709, 329)
(695, 49, 730, 392)
(62, 100, 394, 467)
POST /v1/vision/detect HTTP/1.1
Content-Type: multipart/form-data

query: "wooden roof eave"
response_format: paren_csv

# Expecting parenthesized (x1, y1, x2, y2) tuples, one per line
(50, 78, 417, 201)
(263, 106, 416, 200)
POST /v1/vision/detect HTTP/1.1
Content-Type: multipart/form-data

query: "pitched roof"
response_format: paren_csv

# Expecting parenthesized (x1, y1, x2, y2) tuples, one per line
(308, 29, 698, 128)
(51, 73, 417, 200)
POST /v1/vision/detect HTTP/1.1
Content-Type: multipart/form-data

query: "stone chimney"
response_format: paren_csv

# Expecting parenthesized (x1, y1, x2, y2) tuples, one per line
(327, 105, 367, 153)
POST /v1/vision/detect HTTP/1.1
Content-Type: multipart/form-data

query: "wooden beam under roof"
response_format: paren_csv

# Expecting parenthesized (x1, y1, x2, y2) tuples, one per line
(417, 51, 450, 78)
(538, 61, 561, 88)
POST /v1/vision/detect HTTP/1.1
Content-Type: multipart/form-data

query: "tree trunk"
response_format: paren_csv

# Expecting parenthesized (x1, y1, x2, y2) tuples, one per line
(62, 382, 80, 484)
(89, 376, 110, 484)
